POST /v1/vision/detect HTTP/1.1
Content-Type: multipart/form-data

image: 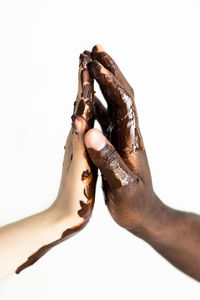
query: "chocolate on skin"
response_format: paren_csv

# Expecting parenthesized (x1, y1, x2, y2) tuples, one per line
(89, 51, 144, 158)
(89, 45, 149, 183)
(81, 170, 90, 180)
(86, 45, 200, 281)
(16, 52, 96, 274)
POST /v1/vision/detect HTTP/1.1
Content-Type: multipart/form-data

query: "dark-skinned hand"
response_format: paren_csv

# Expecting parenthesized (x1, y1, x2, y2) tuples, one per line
(84, 45, 200, 281)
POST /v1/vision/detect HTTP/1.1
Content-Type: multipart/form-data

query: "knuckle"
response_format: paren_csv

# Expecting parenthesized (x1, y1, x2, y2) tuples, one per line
(103, 149, 118, 169)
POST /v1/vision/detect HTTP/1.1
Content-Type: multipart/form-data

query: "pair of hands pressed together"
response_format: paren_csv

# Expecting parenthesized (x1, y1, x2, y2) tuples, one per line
(0, 45, 200, 281)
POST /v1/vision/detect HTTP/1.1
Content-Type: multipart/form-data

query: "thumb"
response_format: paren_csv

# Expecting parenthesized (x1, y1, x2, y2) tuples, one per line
(84, 129, 134, 189)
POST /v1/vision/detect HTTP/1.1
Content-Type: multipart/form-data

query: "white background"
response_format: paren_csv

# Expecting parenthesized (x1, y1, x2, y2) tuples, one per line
(0, 0, 200, 298)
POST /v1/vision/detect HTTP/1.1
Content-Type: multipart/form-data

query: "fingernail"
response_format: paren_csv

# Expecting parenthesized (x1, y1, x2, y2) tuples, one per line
(72, 116, 82, 134)
(93, 44, 105, 53)
(85, 129, 106, 151)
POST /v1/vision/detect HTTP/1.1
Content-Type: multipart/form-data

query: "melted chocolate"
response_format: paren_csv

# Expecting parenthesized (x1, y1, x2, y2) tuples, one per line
(81, 170, 90, 180)
(89, 46, 144, 158)
(78, 201, 93, 219)
(87, 144, 133, 189)
(86, 46, 153, 232)
(16, 170, 95, 274)
(73, 54, 94, 126)
(16, 221, 88, 274)
(76, 99, 85, 116)
(89, 46, 200, 283)
(83, 179, 95, 199)
(15, 51, 96, 274)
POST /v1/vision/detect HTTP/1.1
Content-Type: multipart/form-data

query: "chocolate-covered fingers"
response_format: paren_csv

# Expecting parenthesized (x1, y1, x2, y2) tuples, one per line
(60, 52, 94, 178)
(89, 59, 143, 154)
(92, 45, 133, 96)
(89, 59, 129, 107)
(74, 52, 94, 126)
(84, 128, 150, 232)
(85, 129, 135, 189)
(58, 51, 96, 222)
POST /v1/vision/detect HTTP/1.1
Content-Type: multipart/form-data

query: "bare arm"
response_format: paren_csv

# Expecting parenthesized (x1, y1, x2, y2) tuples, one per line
(84, 44, 200, 281)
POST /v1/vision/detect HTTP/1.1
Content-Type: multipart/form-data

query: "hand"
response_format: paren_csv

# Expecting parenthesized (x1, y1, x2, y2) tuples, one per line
(14, 52, 97, 274)
(84, 45, 200, 282)
(52, 51, 96, 227)
(84, 45, 160, 236)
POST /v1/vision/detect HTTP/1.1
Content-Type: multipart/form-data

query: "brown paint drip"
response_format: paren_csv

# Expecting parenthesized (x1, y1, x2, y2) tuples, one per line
(15, 52, 96, 274)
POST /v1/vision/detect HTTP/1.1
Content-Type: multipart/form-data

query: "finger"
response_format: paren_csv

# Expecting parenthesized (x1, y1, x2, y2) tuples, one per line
(74, 52, 94, 127)
(61, 52, 95, 186)
(93, 96, 109, 136)
(71, 52, 96, 219)
(92, 44, 133, 95)
(84, 129, 136, 189)
(88, 59, 132, 108)
(89, 60, 143, 153)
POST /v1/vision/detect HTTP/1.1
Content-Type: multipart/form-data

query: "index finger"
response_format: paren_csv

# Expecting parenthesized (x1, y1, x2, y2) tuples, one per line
(92, 44, 133, 96)
(74, 52, 94, 128)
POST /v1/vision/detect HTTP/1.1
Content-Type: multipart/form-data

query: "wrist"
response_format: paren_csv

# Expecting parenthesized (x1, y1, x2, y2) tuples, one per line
(128, 194, 172, 243)
(47, 202, 86, 234)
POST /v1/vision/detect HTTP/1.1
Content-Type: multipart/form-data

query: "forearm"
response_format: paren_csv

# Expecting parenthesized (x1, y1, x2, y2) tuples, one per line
(133, 197, 200, 281)
(0, 207, 75, 278)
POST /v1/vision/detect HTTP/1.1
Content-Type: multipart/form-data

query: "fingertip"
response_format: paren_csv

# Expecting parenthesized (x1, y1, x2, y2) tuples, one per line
(79, 53, 91, 67)
(84, 128, 106, 151)
(92, 44, 105, 53)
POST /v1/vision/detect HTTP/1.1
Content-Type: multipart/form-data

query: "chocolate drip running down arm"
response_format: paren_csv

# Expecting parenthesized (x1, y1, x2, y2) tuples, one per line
(84, 44, 200, 282)
(0, 52, 96, 278)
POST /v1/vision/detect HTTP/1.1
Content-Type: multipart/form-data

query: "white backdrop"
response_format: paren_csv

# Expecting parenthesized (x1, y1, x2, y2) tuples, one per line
(0, 0, 200, 298)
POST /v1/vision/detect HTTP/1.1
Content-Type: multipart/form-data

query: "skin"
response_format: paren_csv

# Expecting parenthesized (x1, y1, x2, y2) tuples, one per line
(84, 45, 200, 281)
(0, 52, 96, 278)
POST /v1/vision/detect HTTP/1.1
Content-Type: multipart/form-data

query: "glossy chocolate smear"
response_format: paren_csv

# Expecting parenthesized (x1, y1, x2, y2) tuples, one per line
(73, 53, 94, 126)
(89, 47, 144, 158)
(87, 143, 133, 189)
